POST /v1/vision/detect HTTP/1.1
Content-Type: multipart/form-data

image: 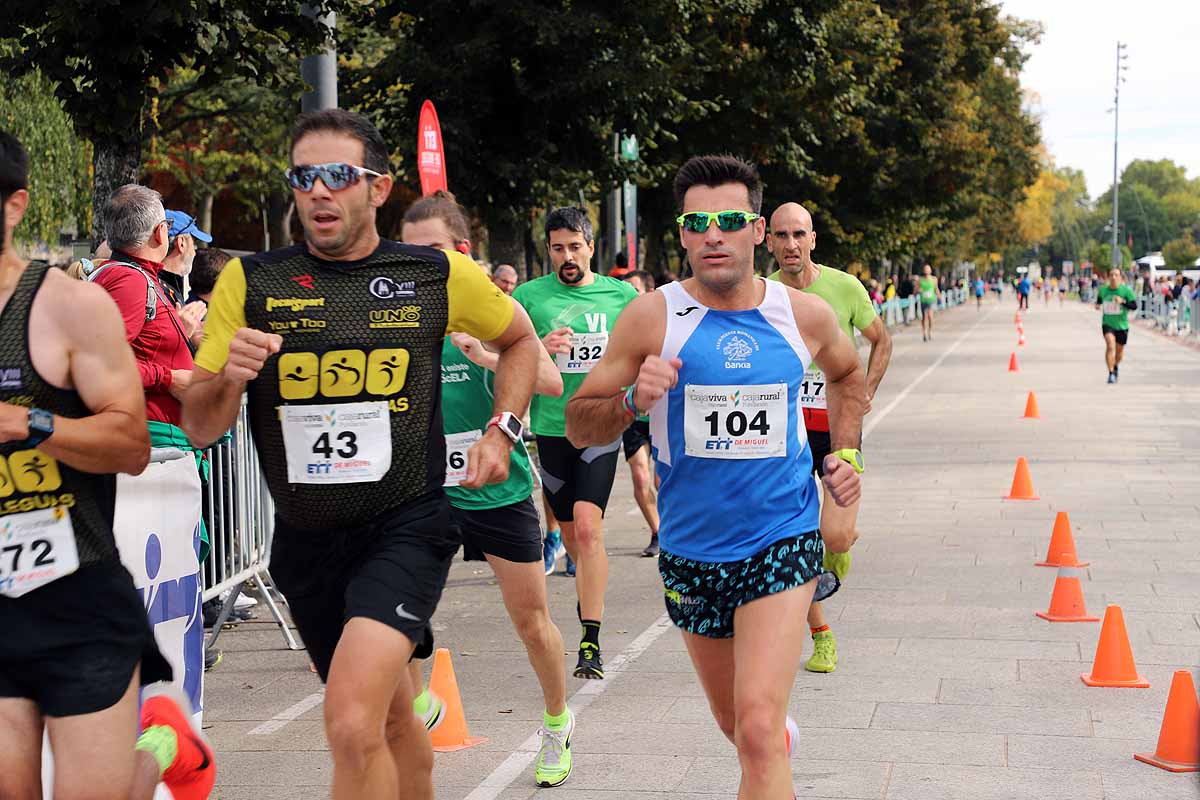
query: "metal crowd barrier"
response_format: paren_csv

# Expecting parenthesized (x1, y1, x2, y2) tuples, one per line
(1136, 294, 1193, 337)
(201, 399, 300, 650)
(875, 286, 968, 327)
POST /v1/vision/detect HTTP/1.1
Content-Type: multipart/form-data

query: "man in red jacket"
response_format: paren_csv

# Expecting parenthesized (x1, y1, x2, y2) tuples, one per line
(91, 185, 194, 426)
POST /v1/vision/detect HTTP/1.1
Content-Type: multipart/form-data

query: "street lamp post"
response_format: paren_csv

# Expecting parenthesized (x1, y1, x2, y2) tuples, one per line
(301, 6, 338, 112)
(1110, 41, 1128, 269)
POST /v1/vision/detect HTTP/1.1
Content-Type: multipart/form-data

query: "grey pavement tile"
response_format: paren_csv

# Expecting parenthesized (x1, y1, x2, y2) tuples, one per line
(799, 727, 1005, 766)
(871, 701, 1092, 736)
(1099, 770, 1200, 800)
(1091, 707, 1180, 742)
(676, 756, 891, 797)
(662, 696, 878, 730)
(791, 674, 941, 704)
(895, 637, 1082, 661)
(1008, 734, 1151, 774)
(830, 654, 1018, 682)
(885, 763, 1103, 800)
(214, 750, 333, 786)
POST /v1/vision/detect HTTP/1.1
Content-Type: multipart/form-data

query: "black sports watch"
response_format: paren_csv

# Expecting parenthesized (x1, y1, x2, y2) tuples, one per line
(26, 408, 54, 447)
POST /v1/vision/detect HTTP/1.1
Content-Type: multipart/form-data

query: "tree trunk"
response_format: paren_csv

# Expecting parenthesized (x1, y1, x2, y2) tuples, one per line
(484, 207, 526, 275)
(265, 187, 294, 252)
(90, 127, 142, 246)
(199, 193, 215, 236)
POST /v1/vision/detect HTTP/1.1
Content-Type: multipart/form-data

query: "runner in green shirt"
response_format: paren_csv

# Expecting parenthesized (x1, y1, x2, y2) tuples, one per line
(401, 192, 577, 788)
(918, 264, 939, 341)
(513, 207, 638, 681)
(767, 202, 893, 674)
(1095, 267, 1138, 384)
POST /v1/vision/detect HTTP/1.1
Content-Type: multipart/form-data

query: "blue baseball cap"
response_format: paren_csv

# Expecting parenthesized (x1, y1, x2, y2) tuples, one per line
(165, 210, 213, 243)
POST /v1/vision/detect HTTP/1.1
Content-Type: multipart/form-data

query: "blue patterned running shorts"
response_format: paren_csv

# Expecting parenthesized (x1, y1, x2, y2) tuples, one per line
(658, 531, 836, 638)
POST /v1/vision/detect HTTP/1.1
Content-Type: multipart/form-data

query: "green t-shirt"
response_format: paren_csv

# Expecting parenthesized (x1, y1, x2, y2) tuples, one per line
(767, 265, 879, 340)
(1097, 284, 1137, 331)
(512, 273, 638, 436)
(919, 276, 938, 304)
(440, 337, 533, 510)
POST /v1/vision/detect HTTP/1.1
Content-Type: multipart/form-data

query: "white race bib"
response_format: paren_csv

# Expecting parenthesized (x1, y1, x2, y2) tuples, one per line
(281, 401, 392, 484)
(0, 507, 79, 598)
(798, 367, 827, 410)
(1102, 298, 1122, 315)
(555, 332, 609, 374)
(684, 383, 788, 459)
(443, 430, 482, 487)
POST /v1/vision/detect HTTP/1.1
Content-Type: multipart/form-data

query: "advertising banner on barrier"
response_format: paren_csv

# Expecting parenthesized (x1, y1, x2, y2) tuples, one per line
(114, 450, 205, 717)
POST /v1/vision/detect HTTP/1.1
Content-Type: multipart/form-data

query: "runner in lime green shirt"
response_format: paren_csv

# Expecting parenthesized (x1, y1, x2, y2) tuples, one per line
(918, 264, 939, 341)
(512, 207, 638, 682)
(1095, 267, 1138, 384)
(766, 201, 893, 674)
(401, 193, 577, 789)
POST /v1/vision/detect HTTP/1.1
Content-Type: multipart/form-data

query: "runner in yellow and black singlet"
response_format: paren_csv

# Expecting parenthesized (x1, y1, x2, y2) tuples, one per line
(182, 110, 541, 800)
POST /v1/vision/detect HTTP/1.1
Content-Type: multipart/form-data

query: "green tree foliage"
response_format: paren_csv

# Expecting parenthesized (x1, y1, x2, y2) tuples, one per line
(0, 66, 91, 247)
(1, 0, 345, 240)
(1162, 235, 1199, 271)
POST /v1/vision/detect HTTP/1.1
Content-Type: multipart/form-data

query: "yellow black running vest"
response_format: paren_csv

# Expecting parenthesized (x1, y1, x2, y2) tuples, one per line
(241, 242, 451, 530)
(0, 263, 118, 564)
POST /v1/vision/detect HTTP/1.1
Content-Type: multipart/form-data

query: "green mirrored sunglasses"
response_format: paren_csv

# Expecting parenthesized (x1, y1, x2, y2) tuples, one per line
(675, 210, 762, 234)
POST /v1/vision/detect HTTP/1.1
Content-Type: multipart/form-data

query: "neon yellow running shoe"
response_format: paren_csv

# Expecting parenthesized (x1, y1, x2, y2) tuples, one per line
(805, 630, 838, 673)
(535, 709, 575, 787)
(823, 549, 851, 582)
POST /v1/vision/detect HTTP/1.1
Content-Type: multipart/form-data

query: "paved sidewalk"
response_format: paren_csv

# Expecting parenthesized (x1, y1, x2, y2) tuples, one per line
(206, 296, 1200, 800)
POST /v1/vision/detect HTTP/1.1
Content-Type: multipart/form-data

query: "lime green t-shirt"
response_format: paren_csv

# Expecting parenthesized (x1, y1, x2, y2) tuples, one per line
(1097, 284, 1137, 331)
(767, 265, 878, 339)
(512, 273, 638, 436)
(919, 276, 938, 304)
(440, 337, 533, 510)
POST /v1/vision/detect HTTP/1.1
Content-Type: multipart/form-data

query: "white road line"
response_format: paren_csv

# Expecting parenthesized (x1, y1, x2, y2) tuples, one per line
(863, 306, 996, 439)
(463, 613, 673, 800)
(247, 691, 325, 735)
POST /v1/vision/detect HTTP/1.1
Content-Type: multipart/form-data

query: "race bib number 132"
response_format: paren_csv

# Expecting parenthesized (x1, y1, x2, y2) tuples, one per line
(555, 332, 609, 374)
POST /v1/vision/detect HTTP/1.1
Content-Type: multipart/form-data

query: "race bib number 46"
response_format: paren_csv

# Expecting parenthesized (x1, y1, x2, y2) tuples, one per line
(444, 430, 482, 487)
(0, 506, 79, 598)
(555, 332, 609, 374)
(684, 383, 788, 459)
(282, 401, 392, 484)
(798, 367, 827, 410)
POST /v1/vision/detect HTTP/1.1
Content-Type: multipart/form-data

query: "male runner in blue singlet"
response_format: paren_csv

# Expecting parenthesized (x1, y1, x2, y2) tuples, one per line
(565, 155, 865, 799)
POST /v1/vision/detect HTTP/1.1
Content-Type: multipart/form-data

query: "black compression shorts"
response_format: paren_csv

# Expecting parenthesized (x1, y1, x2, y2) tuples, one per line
(1101, 325, 1129, 346)
(535, 435, 620, 522)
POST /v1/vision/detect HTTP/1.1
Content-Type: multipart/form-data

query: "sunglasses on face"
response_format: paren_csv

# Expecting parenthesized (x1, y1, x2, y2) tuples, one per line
(285, 162, 384, 192)
(675, 210, 761, 234)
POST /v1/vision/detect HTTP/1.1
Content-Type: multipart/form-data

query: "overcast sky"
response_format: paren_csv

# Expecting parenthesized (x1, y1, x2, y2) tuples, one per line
(1000, 0, 1200, 199)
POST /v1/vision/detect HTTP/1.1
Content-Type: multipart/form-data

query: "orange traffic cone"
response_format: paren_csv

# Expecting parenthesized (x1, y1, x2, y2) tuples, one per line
(1022, 391, 1040, 419)
(1008, 352, 1019, 372)
(1017, 322, 1024, 334)
(1082, 605, 1150, 687)
(1036, 566, 1100, 622)
(1035, 511, 1089, 567)
(1014, 312, 1020, 323)
(1018, 333, 1026, 347)
(1134, 670, 1200, 772)
(1004, 457, 1038, 500)
(428, 648, 488, 752)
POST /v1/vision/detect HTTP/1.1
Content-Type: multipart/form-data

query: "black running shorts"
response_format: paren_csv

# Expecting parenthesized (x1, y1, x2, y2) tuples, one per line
(1101, 325, 1129, 346)
(535, 435, 620, 522)
(622, 419, 651, 461)
(0, 560, 172, 717)
(455, 496, 542, 564)
(270, 491, 460, 681)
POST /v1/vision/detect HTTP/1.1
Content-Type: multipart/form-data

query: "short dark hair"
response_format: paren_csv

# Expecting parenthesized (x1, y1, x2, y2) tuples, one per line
(545, 206, 593, 244)
(290, 109, 390, 176)
(673, 154, 762, 214)
(0, 131, 28, 255)
(402, 190, 470, 242)
(190, 248, 231, 295)
(614, 251, 628, 269)
(624, 270, 656, 291)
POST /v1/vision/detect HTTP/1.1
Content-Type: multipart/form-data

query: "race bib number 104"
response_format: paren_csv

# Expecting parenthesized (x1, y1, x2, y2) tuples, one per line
(684, 383, 789, 459)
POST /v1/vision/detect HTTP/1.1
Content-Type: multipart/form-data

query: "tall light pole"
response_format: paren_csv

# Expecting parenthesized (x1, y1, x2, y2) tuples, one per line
(301, 6, 338, 112)
(1110, 41, 1128, 268)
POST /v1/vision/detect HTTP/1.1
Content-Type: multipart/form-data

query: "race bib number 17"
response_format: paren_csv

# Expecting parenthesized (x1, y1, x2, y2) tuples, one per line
(684, 383, 788, 459)
(282, 401, 392, 484)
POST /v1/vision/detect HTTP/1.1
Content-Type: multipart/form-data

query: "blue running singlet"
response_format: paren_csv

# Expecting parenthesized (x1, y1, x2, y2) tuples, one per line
(649, 279, 821, 562)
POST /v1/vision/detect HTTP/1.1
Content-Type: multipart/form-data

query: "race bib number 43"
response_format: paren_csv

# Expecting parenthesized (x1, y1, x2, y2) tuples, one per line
(444, 430, 482, 487)
(555, 332, 609, 374)
(0, 506, 79, 598)
(684, 383, 788, 459)
(282, 401, 392, 484)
